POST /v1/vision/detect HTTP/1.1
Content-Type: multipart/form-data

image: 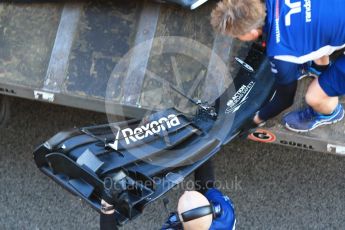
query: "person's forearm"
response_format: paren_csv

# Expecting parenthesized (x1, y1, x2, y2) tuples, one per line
(257, 80, 297, 122)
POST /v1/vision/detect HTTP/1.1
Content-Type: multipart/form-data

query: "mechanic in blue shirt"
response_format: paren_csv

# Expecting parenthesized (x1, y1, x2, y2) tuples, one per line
(100, 188, 236, 230)
(161, 189, 236, 230)
(100, 160, 235, 230)
(211, 0, 345, 132)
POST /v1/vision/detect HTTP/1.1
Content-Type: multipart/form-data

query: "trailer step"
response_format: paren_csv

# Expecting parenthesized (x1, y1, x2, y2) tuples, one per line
(249, 78, 345, 155)
(0, 1, 247, 119)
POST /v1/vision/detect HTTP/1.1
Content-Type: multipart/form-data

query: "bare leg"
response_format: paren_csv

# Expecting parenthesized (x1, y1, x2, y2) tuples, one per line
(305, 78, 338, 114)
(313, 56, 330, 66)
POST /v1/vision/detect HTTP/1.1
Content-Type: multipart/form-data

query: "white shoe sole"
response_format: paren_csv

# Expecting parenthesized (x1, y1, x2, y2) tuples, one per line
(297, 73, 318, 81)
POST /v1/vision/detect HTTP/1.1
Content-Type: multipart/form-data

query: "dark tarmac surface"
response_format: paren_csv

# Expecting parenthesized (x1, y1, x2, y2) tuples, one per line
(1, 97, 345, 229)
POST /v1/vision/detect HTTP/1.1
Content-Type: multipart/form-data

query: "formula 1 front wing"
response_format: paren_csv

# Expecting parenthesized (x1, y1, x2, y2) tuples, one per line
(12, 0, 209, 10)
(33, 43, 274, 225)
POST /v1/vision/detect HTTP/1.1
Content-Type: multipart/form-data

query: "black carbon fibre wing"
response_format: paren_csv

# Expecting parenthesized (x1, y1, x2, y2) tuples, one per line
(33, 43, 274, 225)
(11, 0, 209, 10)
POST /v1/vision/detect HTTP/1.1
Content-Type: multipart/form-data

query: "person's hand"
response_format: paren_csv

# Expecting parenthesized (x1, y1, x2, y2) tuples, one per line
(101, 199, 115, 215)
(253, 113, 264, 125)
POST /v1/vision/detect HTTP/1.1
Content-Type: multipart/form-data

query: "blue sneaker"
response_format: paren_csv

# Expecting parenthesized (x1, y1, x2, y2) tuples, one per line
(283, 104, 344, 132)
(297, 61, 323, 80)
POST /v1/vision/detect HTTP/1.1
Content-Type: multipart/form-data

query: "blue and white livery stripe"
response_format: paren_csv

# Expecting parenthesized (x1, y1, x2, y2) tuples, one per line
(275, 44, 345, 64)
(265, 0, 345, 64)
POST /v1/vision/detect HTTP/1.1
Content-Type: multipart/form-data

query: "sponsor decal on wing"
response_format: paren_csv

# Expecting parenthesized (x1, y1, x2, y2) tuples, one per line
(225, 81, 255, 114)
(109, 114, 181, 150)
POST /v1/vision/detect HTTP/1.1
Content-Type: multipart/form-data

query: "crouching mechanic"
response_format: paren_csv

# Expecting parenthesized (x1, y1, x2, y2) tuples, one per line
(100, 160, 235, 230)
(211, 0, 345, 132)
(100, 188, 236, 230)
(161, 160, 236, 229)
(161, 189, 236, 230)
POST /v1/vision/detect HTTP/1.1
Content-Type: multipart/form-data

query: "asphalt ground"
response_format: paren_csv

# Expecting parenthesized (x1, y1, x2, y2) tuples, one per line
(1, 97, 345, 229)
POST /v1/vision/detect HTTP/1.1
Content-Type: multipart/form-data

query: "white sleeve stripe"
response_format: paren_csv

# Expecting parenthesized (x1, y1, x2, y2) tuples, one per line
(274, 44, 345, 64)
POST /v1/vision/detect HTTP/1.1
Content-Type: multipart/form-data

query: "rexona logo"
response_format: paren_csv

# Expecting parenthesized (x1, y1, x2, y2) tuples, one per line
(225, 81, 255, 114)
(109, 114, 181, 151)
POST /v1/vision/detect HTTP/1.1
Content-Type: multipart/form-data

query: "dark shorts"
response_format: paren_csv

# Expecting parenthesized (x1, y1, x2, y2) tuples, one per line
(318, 55, 345, 96)
(270, 55, 345, 96)
(269, 58, 302, 84)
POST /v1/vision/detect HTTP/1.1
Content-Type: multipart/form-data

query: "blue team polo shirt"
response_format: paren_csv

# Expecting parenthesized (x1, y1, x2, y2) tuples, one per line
(265, 0, 345, 64)
(205, 188, 236, 230)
